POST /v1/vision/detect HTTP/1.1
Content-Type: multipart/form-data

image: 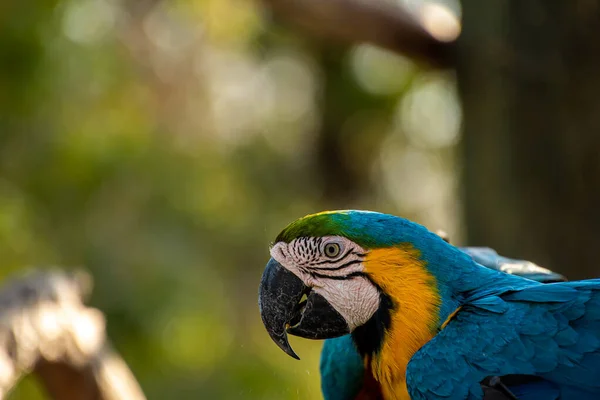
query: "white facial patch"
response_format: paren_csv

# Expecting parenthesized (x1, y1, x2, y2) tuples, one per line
(312, 278, 380, 331)
(270, 236, 380, 331)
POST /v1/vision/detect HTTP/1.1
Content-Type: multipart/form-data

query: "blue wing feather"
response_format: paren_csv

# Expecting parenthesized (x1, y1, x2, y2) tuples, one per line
(407, 280, 600, 400)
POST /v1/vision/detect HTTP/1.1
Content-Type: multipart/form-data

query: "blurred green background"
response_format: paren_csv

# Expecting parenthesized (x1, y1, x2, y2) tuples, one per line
(1, 0, 461, 398)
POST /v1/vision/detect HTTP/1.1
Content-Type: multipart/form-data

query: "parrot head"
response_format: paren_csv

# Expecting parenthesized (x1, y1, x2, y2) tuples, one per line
(258, 210, 470, 360)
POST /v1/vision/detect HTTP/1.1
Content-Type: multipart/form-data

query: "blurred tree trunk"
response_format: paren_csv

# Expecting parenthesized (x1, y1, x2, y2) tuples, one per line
(458, 1, 600, 279)
(315, 46, 395, 206)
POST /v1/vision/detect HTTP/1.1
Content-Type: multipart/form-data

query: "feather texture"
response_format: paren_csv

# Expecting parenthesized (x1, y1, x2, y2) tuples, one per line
(321, 335, 366, 400)
(407, 280, 600, 400)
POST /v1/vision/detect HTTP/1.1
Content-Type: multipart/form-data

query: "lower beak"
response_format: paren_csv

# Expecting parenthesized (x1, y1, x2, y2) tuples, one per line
(258, 258, 350, 360)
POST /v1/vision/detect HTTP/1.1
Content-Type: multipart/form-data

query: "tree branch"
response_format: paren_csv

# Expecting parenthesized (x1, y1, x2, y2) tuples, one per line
(0, 269, 146, 400)
(260, 0, 456, 68)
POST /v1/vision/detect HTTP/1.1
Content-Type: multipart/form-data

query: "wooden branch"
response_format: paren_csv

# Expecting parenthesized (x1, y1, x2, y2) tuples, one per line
(260, 0, 456, 68)
(0, 269, 146, 400)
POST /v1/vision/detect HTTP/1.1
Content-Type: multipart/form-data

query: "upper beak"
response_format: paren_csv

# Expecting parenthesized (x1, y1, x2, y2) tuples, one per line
(258, 258, 350, 360)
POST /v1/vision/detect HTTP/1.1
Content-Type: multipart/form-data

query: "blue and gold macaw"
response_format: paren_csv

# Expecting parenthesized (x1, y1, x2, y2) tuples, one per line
(258, 210, 600, 400)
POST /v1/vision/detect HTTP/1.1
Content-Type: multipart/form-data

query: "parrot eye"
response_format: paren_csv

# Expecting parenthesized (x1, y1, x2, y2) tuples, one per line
(323, 242, 341, 258)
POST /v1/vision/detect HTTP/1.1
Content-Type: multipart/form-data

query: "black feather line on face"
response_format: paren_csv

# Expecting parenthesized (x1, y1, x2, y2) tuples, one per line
(309, 271, 366, 280)
(311, 259, 362, 272)
(351, 282, 393, 357)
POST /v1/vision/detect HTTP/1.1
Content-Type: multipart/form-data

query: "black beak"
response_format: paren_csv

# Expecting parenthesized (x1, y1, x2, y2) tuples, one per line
(259, 258, 350, 360)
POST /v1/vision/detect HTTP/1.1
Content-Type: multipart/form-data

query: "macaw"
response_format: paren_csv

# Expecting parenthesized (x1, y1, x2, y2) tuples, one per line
(258, 210, 600, 400)
(320, 246, 567, 400)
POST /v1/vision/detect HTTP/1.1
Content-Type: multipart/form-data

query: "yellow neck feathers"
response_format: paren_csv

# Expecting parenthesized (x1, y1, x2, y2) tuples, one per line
(363, 246, 441, 400)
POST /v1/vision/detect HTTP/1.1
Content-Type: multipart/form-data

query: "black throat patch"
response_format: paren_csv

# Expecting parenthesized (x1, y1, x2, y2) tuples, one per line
(351, 289, 393, 357)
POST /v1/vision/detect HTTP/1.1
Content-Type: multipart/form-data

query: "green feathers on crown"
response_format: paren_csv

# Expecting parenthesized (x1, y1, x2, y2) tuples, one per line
(275, 211, 352, 243)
